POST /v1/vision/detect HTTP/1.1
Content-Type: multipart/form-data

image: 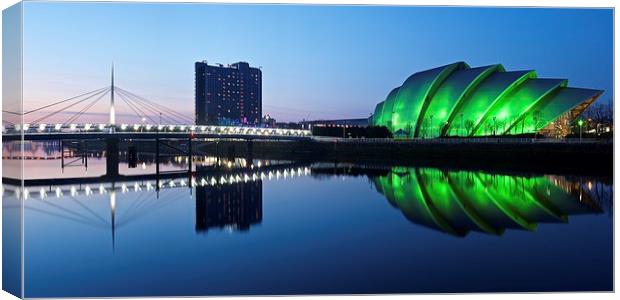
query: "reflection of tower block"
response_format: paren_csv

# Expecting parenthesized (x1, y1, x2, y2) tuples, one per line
(127, 146, 137, 168)
(195, 178, 263, 233)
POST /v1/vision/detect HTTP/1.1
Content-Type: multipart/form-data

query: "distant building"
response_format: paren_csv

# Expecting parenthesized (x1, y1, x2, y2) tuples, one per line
(299, 118, 370, 130)
(262, 114, 276, 128)
(275, 122, 303, 129)
(195, 61, 262, 126)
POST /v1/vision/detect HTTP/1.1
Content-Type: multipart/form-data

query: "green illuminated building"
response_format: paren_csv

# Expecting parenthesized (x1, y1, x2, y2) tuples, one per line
(373, 167, 602, 237)
(371, 62, 602, 138)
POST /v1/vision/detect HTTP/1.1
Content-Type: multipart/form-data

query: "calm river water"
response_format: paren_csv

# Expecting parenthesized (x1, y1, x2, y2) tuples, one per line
(2, 142, 613, 296)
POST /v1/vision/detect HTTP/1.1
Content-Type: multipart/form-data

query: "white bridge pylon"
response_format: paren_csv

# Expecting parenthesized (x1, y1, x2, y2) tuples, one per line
(110, 64, 116, 131)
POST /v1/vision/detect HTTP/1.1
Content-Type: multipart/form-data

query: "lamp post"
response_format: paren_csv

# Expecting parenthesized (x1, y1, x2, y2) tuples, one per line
(578, 119, 584, 142)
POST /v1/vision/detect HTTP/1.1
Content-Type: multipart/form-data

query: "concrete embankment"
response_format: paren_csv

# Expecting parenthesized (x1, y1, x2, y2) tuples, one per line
(199, 138, 613, 175)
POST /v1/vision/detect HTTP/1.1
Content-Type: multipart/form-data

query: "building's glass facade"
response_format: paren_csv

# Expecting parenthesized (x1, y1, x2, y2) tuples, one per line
(195, 61, 262, 126)
(371, 62, 602, 138)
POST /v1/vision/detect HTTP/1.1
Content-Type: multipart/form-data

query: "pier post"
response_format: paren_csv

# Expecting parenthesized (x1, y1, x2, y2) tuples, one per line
(247, 139, 254, 164)
(105, 137, 119, 177)
(155, 137, 160, 175)
(84, 140, 88, 171)
(60, 140, 64, 173)
(188, 136, 193, 173)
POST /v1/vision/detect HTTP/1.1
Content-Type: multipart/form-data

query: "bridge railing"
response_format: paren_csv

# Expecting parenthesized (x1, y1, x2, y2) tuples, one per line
(2, 123, 312, 137)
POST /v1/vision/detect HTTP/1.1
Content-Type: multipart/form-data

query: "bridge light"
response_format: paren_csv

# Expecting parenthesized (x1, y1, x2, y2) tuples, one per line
(145, 124, 153, 130)
(133, 124, 140, 131)
(169, 125, 175, 131)
(54, 124, 62, 131)
(157, 125, 164, 130)
(190, 126, 196, 131)
(84, 123, 92, 131)
(200, 126, 206, 131)
(180, 125, 186, 131)
(70, 124, 77, 131)
(38, 124, 46, 131)
(98, 123, 106, 131)
(120, 124, 128, 131)
(23, 123, 30, 131)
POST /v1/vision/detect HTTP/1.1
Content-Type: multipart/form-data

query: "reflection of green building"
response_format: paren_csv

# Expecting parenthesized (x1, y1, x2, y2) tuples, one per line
(373, 167, 601, 237)
(371, 62, 602, 138)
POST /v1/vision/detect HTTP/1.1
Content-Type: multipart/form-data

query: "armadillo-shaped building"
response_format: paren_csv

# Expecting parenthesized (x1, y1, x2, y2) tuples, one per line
(371, 62, 602, 138)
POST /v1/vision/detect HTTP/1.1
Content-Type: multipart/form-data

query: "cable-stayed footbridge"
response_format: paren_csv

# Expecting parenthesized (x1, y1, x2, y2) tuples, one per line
(2, 66, 311, 141)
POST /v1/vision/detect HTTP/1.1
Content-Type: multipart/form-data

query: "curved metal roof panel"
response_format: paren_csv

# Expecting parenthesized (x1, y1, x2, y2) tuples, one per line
(524, 87, 602, 133)
(420, 65, 501, 137)
(447, 70, 535, 136)
(390, 62, 467, 135)
(473, 78, 567, 136)
(372, 87, 400, 127)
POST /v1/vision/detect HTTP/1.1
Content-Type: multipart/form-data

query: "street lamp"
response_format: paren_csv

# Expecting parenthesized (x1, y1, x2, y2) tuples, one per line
(578, 119, 584, 142)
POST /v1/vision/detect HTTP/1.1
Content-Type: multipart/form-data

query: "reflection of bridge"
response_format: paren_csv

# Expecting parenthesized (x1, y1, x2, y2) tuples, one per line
(3, 162, 312, 251)
(372, 167, 605, 237)
(3, 161, 310, 194)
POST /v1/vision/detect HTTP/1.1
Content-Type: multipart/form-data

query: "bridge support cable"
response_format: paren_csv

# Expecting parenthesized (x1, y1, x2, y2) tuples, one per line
(1, 87, 107, 116)
(120, 87, 193, 124)
(115, 88, 185, 124)
(117, 88, 188, 124)
(119, 91, 179, 124)
(115, 89, 159, 124)
(63, 89, 111, 125)
(116, 86, 193, 124)
(31, 87, 110, 125)
(23, 87, 109, 117)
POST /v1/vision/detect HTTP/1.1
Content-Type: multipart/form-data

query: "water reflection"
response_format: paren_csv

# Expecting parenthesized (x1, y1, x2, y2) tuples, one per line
(195, 175, 262, 233)
(3, 162, 310, 253)
(3, 159, 613, 295)
(6, 163, 609, 244)
(370, 166, 607, 237)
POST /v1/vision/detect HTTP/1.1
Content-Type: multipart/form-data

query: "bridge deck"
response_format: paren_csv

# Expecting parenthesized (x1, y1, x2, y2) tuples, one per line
(3, 131, 311, 142)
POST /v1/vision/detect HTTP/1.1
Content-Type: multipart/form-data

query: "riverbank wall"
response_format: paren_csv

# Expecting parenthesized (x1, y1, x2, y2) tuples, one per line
(199, 138, 613, 176)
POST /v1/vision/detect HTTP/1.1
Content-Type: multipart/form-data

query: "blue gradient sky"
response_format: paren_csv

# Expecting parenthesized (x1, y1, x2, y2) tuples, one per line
(22, 2, 613, 123)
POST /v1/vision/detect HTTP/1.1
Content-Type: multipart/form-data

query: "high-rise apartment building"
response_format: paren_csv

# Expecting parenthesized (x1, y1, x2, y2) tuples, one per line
(195, 61, 262, 125)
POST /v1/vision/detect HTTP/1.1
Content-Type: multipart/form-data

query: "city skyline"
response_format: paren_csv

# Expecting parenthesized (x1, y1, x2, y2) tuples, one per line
(21, 2, 613, 123)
